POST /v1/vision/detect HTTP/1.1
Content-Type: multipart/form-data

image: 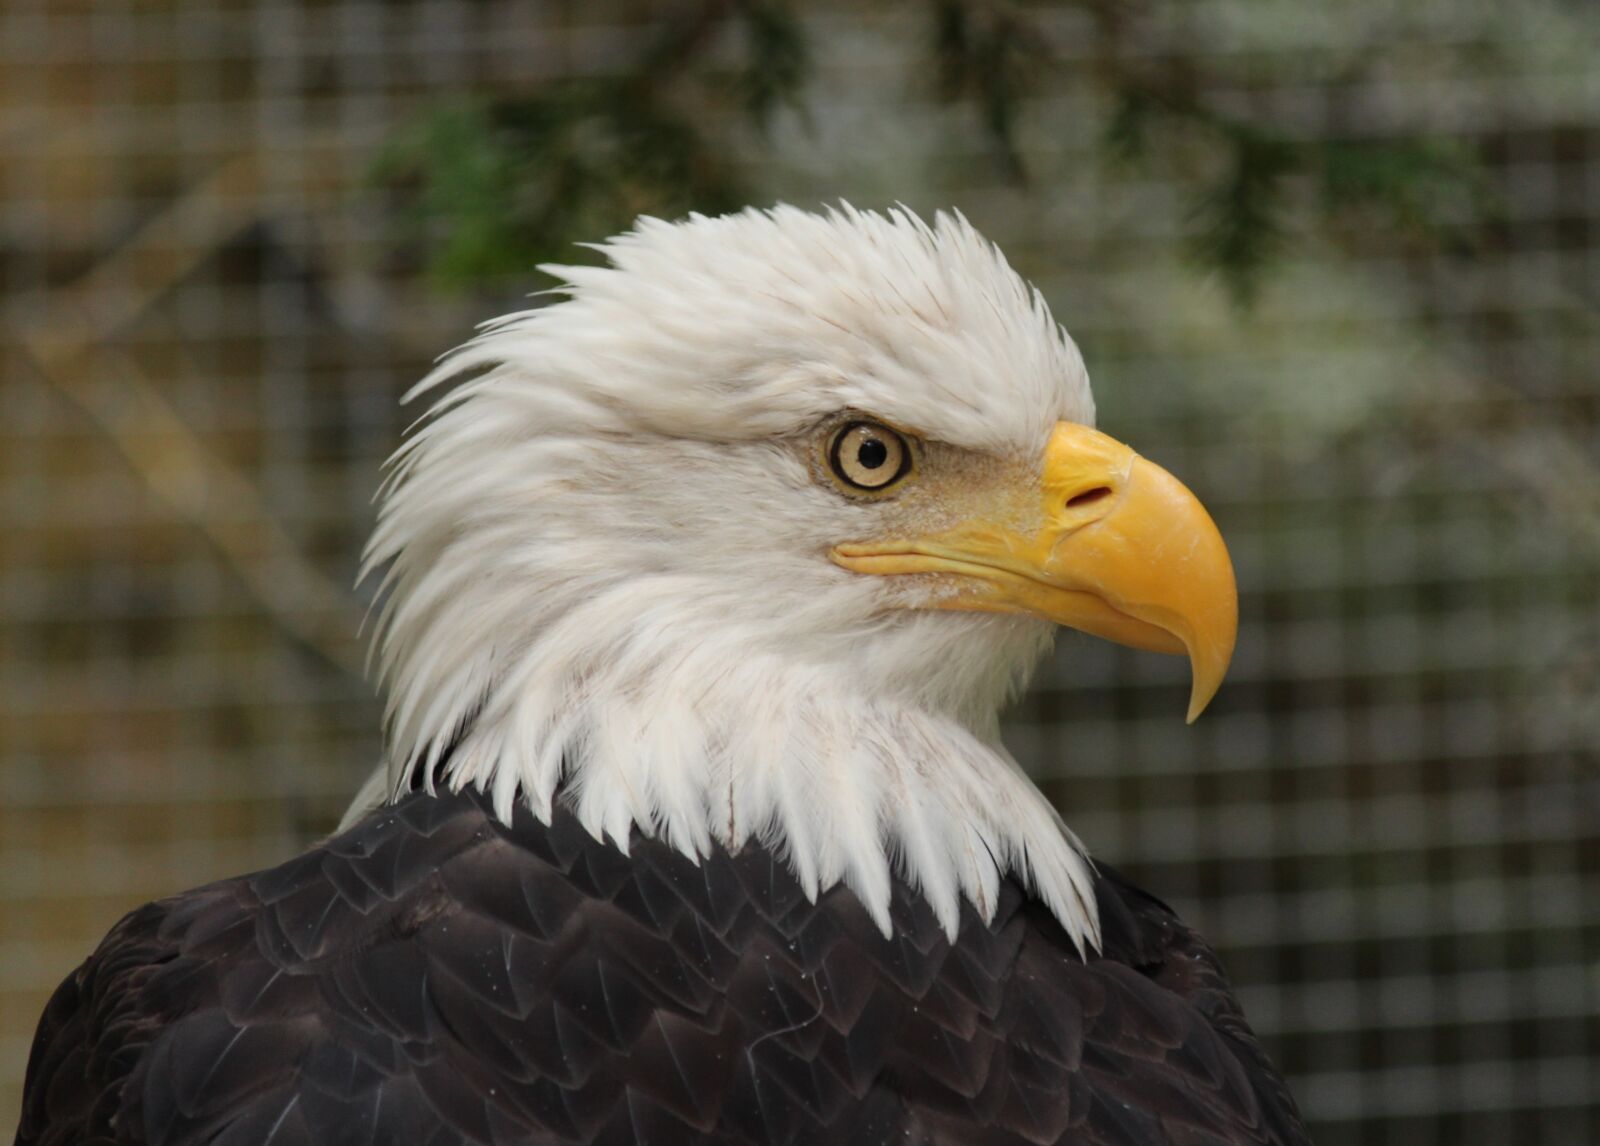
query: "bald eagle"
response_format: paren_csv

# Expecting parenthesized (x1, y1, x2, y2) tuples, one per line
(17, 207, 1308, 1145)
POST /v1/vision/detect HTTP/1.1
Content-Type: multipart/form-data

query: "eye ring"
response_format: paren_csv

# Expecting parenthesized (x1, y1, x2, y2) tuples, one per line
(828, 420, 913, 493)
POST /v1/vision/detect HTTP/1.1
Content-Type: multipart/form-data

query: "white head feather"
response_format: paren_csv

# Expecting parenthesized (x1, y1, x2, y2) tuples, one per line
(349, 204, 1103, 950)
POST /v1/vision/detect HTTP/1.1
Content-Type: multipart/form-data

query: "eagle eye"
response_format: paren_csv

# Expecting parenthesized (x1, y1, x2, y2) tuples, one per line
(828, 421, 913, 493)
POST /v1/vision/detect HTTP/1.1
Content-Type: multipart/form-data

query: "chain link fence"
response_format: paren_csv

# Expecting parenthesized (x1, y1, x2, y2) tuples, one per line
(3, 2, 1597, 1141)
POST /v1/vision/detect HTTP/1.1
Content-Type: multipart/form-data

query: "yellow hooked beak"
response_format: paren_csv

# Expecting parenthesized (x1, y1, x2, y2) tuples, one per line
(831, 422, 1238, 722)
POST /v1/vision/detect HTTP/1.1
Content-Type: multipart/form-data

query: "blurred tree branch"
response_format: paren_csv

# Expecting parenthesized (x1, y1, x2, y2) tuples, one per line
(10, 156, 367, 678)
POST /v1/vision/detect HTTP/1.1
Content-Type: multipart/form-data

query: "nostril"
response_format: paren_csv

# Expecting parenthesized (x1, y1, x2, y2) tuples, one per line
(1066, 486, 1113, 510)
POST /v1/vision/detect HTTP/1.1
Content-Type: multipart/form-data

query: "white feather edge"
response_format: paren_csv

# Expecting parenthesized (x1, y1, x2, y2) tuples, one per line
(340, 640, 1101, 954)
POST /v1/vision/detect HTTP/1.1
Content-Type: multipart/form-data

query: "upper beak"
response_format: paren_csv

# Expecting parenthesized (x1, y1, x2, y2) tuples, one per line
(831, 422, 1238, 722)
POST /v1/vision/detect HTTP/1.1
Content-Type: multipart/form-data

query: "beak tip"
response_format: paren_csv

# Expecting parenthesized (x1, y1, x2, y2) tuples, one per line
(1183, 644, 1233, 724)
(1184, 687, 1215, 725)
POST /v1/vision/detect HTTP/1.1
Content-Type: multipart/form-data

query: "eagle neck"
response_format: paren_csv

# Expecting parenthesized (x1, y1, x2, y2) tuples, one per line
(352, 643, 1101, 954)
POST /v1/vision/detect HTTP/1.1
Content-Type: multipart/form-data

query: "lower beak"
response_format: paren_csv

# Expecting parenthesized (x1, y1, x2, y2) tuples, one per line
(832, 422, 1238, 722)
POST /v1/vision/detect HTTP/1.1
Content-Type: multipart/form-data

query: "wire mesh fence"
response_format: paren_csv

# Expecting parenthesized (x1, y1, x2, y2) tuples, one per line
(2, 2, 1598, 1141)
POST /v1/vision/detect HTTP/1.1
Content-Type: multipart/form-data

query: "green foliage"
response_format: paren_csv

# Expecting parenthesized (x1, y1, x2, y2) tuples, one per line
(932, 0, 1049, 180)
(1103, 86, 1156, 166)
(1187, 131, 1298, 306)
(1101, 72, 1494, 301)
(733, 0, 810, 128)
(377, 0, 1494, 302)
(374, 1, 807, 289)
(1318, 136, 1495, 255)
(375, 89, 742, 286)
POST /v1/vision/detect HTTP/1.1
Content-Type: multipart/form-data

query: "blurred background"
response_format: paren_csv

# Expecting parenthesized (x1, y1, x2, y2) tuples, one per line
(2, 1, 1598, 1141)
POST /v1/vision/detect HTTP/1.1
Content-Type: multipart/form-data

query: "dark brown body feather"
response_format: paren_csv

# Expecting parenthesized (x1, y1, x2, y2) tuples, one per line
(16, 787, 1309, 1145)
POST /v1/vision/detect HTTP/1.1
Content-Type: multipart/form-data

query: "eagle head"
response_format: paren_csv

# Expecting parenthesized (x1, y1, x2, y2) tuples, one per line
(358, 205, 1236, 949)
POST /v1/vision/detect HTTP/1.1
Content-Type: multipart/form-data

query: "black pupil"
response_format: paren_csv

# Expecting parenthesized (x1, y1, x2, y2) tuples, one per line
(857, 437, 889, 470)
